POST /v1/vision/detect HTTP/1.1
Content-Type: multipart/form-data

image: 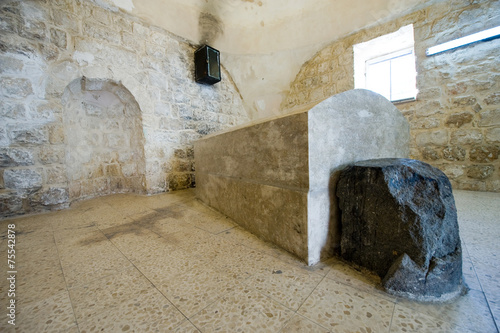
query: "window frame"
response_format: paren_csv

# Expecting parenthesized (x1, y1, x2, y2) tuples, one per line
(353, 24, 418, 104)
(364, 47, 417, 103)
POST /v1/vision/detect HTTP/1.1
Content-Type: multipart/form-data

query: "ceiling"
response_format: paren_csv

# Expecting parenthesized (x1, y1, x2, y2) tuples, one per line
(100, 0, 444, 119)
(103, 0, 441, 54)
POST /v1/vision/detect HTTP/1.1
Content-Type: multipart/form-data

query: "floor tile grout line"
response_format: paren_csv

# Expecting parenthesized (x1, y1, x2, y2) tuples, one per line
(50, 223, 82, 333)
(99, 223, 199, 331)
(387, 300, 396, 333)
(291, 272, 334, 332)
(462, 239, 499, 332)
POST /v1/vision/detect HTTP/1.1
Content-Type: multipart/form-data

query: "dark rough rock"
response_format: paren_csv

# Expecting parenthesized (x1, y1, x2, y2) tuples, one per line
(336, 158, 464, 301)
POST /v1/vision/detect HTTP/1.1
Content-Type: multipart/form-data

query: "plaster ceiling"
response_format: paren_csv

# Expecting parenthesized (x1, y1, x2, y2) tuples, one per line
(104, 0, 441, 54)
(101, 0, 445, 119)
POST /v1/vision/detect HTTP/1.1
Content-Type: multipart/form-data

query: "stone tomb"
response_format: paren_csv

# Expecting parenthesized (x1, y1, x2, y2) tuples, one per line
(337, 158, 464, 301)
(195, 89, 410, 265)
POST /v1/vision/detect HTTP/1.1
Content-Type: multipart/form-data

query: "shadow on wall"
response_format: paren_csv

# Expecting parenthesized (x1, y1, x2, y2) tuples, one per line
(62, 77, 147, 202)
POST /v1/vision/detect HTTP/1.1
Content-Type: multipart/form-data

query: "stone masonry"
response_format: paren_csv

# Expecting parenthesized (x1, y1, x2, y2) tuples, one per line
(282, 0, 500, 192)
(0, 0, 249, 217)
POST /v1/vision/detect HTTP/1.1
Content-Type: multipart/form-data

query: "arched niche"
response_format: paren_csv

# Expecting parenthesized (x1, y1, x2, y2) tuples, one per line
(62, 77, 146, 201)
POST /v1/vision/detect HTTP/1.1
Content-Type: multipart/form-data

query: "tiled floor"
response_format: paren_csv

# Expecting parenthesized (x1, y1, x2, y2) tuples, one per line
(0, 189, 498, 332)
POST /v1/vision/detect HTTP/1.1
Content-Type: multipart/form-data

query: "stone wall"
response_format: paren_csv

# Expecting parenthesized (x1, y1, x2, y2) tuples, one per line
(0, 0, 249, 217)
(282, 0, 500, 192)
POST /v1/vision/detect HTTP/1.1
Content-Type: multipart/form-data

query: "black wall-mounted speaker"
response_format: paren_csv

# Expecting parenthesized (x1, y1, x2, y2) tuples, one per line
(195, 45, 221, 85)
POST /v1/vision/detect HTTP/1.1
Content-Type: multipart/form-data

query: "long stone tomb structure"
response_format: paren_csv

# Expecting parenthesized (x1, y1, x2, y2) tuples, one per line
(194, 89, 410, 265)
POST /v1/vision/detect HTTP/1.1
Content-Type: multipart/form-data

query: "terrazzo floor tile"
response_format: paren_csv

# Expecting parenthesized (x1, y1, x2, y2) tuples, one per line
(77, 288, 186, 332)
(202, 242, 280, 280)
(68, 266, 159, 322)
(390, 304, 473, 333)
(220, 226, 290, 258)
(172, 319, 202, 332)
(396, 289, 497, 332)
(57, 238, 135, 288)
(461, 245, 483, 292)
(324, 258, 396, 302)
(473, 262, 500, 323)
(279, 313, 331, 333)
(132, 245, 208, 282)
(276, 253, 334, 277)
(190, 285, 294, 332)
(106, 227, 180, 262)
(52, 225, 101, 247)
(245, 261, 324, 310)
(298, 277, 395, 332)
(153, 264, 243, 318)
(15, 260, 67, 305)
(187, 213, 237, 235)
(16, 229, 56, 250)
(0, 290, 77, 333)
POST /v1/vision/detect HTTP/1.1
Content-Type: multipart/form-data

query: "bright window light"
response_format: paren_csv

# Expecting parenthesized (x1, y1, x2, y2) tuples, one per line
(426, 26, 500, 56)
(365, 49, 417, 102)
(354, 25, 417, 103)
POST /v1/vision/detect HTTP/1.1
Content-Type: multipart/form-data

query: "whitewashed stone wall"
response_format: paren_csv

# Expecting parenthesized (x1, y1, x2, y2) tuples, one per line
(282, 0, 500, 192)
(0, 0, 249, 217)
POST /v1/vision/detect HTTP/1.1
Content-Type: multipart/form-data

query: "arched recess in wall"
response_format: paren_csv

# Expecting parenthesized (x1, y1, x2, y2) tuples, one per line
(61, 77, 146, 201)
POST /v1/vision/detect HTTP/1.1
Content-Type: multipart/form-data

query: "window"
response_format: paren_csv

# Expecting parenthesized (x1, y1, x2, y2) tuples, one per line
(354, 25, 417, 103)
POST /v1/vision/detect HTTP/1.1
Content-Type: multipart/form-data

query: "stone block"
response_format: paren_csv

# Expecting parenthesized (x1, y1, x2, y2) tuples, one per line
(0, 190, 24, 217)
(39, 43, 59, 62)
(410, 117, 440, 130)
(0, 55, 24, 74)
(479, 110, 500, 127)
(45, 165, 67, 184)
(0, 77, 33, 98)
(485, 128, 500, 143)
(4, 168, 42, 189)
(484, 92, 500, 105)
(451, 95, 477, 106)
(122, 32, 144, 52)
(421, 146, 440, 160)
(469, 146, 499, 163)
(38, 146, 65, 164)
(20, 20, 46, 41)
(50, 28, 67, 48)
(40, 187, 69, 206)
(196, 89, 410, 265)
(83, 22, 120, 45)
(89, 6, 111, 26)
(167, 173, 192, 191)
(445, 112, 473, 128)
(52, 10, 79, 34)
(48, 124, 65, 144)
(0, 101, 27, 120)
(0, 148, 34, 167)
(445, 82, 467, 96)
(34, 102, 61, 121)
(0, 11, 19, 34)
(415, 130, 449, 147)
(450, 129, 483, 145)
(132, 22, 149, 37)
(442, 146, 466, 161)
(0, 33, 37, 58)
(105, 164, 122, 177)
(415, 101, 442, 117)
(440, 164, 465, 179)
(337, 158, 463, 301)
(0, 128, 9, 146)
(10, 126, 48, 145)
(467, 165, 494, 180)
